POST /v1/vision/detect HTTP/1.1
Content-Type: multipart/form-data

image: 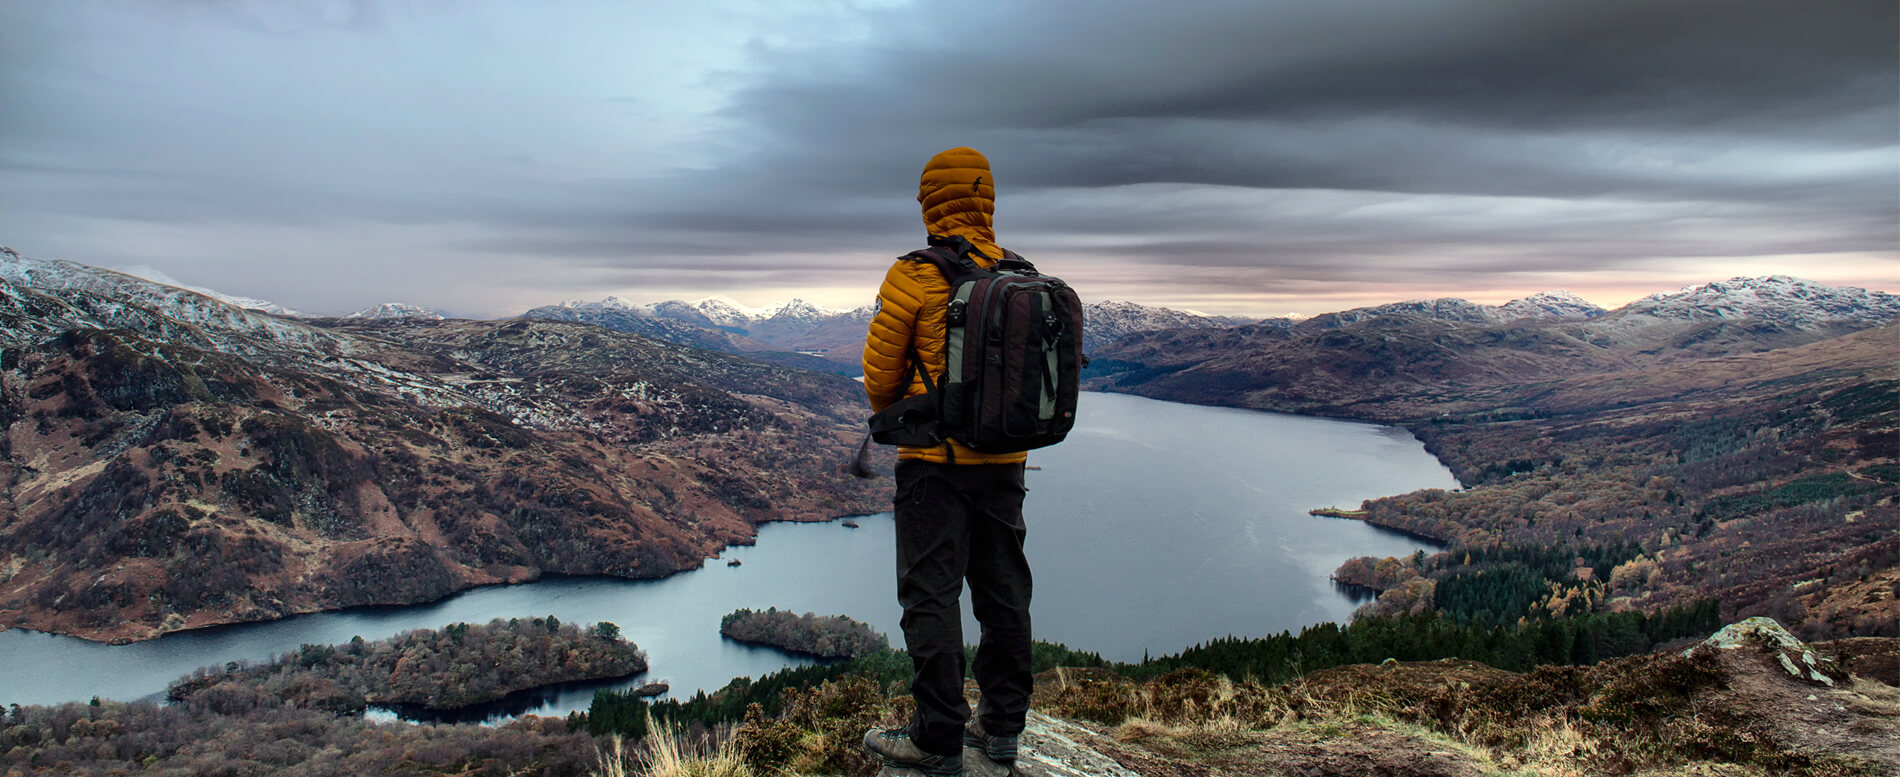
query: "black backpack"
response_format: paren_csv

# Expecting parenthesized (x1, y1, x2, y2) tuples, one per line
(869, 235, 1084, 456)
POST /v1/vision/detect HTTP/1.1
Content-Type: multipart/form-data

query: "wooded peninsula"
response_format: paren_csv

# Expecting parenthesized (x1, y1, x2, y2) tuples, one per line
(718, 607, 887, 659)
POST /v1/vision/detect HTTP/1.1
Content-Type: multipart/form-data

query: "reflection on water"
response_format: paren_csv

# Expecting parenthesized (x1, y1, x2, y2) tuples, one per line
(0, 392, 1458, 721)
(374, 675, 648, 725)
(1332, 580, 1381, 605)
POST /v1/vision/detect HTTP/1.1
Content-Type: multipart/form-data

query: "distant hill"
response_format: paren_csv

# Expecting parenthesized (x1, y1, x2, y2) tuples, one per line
(1090, 275, 1899, 641)
(0, 249, 888, 642)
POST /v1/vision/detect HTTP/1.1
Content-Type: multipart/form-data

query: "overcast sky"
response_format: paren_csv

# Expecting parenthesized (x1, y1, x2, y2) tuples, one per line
(2, 0, 1895, 317)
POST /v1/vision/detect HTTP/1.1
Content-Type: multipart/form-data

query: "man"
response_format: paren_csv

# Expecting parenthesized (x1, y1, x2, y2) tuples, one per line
(860, 147, 1032, 776)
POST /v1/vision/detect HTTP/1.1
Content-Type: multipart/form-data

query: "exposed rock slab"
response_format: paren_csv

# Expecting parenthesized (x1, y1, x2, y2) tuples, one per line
(876, 712, 1139, 777)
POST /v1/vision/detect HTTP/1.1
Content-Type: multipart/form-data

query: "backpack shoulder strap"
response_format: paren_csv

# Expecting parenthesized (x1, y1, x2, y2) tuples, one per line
(904, 235, 989, 285)
(926, 233, 992, 263)
(901, 247, 968, 285)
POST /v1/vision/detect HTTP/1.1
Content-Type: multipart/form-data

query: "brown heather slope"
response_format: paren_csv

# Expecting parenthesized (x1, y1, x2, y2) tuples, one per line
(756, 622, 1898, 777)
(1092, 316, 1898, 641)
(0, 270, 889, 642)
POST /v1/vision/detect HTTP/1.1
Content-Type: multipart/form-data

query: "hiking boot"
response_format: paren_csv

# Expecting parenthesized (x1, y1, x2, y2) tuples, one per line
(862, 725, 963, 776)
(963, 719, 1019, 764)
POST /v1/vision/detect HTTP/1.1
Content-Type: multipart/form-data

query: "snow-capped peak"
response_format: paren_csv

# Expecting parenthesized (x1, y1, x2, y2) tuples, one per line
(683, 298, 756, 329)
(1498, 290, 1605, 321)
(559, 296, 647, 314)
(767, 298, 844, 322)
(347, 303, 444, 321)
(688, 296, 787, 321)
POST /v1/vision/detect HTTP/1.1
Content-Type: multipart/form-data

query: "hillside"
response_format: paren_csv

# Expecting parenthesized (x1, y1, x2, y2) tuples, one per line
(992, 621, 1899, 777)
(1091, 277, 1899, 641)
(0, 251, 889, 642)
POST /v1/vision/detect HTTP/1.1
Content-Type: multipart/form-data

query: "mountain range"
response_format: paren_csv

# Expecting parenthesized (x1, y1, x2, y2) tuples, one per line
(92, 256, 1855, 377)
(522, 292, 1591, 370)
(1092, 275, 1898, 412)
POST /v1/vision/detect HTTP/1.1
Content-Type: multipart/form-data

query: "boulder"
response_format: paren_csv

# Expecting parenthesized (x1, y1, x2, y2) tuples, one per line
(1686, 616, 1842, 686)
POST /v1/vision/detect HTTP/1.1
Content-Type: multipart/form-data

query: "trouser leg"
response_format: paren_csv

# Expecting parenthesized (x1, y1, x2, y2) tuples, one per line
(967, 462, 1032, 738)
(893, 460, 969, 757)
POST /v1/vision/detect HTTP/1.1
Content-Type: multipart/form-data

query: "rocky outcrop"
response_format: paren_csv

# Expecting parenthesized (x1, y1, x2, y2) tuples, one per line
(1688, 616, 1843, 686)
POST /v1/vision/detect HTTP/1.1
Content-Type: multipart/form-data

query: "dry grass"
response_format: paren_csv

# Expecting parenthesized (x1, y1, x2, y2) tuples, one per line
(1842, 677, 1900, 715)
(593, 714, 754, 777)
(593, 736, 631, 777)
(1509, 717, 1605, 776)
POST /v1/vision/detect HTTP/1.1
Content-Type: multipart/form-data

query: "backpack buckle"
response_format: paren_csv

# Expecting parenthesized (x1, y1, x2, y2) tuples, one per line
(947, 298, 968, 326)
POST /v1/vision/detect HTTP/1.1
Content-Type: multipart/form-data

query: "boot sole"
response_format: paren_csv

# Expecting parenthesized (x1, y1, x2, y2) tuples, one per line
(871, 753, 964, 777)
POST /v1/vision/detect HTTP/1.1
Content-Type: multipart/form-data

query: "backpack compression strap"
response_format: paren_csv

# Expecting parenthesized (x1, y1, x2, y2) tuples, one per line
(901, 345, 955, 464)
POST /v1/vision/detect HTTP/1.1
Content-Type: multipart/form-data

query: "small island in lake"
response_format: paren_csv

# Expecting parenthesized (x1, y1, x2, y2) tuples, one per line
(719, 607, 888, 659)
(167, 616, 646, 712)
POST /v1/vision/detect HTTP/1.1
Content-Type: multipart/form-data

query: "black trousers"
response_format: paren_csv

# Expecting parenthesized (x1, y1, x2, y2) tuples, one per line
(893, 459, 1034, 757)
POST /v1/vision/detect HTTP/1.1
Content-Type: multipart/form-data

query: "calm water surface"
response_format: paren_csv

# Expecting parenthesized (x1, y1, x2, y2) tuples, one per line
(0, 392, 1457, 719)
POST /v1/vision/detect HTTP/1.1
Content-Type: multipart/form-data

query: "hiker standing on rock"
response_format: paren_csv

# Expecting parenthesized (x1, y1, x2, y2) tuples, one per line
(860, 146, 1085, 776)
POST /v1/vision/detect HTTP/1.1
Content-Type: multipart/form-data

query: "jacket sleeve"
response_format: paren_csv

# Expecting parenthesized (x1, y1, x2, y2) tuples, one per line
(863, 261, 924, 413)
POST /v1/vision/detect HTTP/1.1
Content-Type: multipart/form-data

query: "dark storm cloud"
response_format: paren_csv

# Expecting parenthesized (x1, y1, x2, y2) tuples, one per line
(687, 0, 1896, 199)
(0, 0, 1892, 315)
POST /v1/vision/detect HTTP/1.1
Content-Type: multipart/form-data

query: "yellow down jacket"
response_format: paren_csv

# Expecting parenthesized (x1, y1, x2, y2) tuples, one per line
(862, 147, 1027, 465)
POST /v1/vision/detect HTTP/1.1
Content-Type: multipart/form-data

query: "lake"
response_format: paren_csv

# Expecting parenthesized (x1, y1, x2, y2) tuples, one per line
(0, 392, 1458, 720)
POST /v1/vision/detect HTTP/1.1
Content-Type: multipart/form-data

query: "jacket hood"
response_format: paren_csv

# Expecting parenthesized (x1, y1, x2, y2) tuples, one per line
(918, 146, 1001, 263)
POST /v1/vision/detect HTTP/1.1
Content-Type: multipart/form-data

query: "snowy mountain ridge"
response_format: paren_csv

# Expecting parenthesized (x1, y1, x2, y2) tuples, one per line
(0, 250, 345, 359)
(552, 296, 851, 329)
(0, 248, 516, 417)
(1299, 292, 1608, 331)
(100, 262, 307, 318)
(347, 302, 445, 321)
(1619, 275, 1900, 325)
